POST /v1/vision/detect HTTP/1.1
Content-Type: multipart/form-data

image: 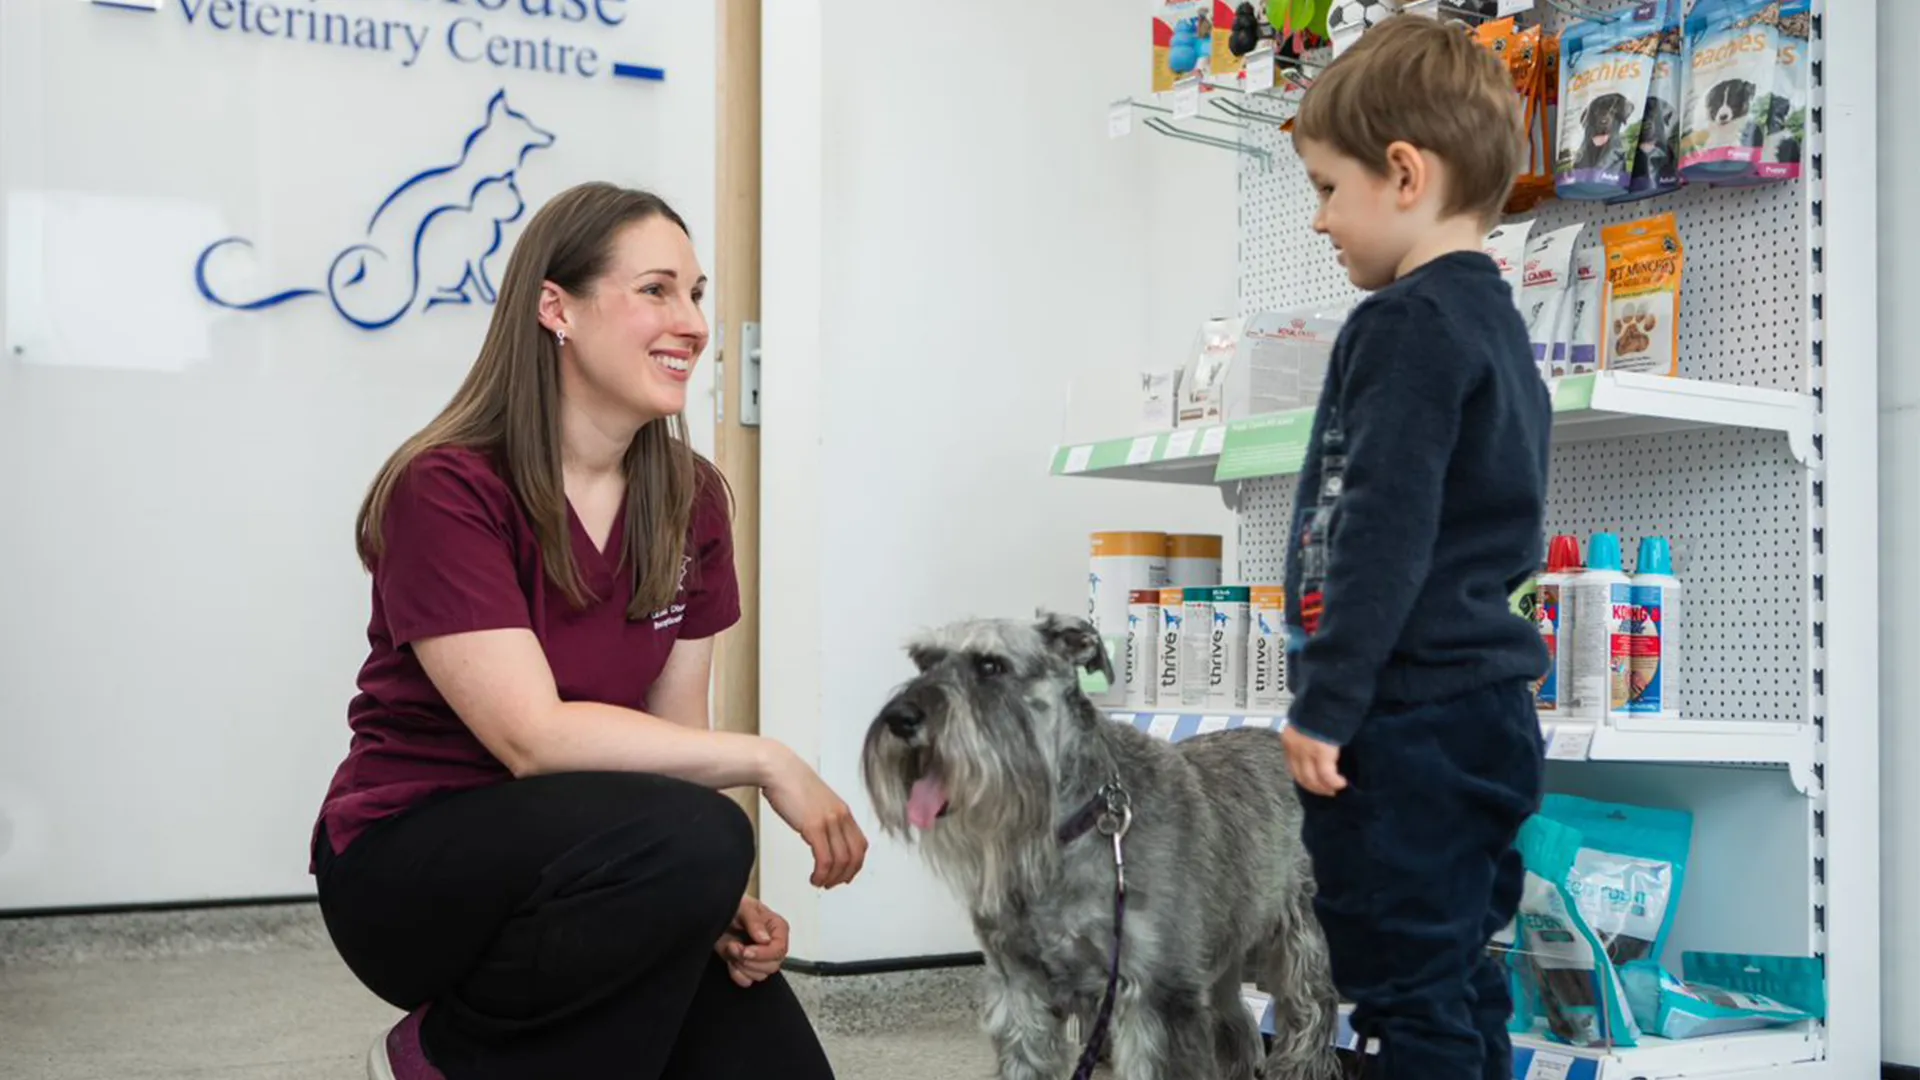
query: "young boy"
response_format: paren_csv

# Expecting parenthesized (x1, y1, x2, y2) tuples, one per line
(1277, 15, 1553, 1080)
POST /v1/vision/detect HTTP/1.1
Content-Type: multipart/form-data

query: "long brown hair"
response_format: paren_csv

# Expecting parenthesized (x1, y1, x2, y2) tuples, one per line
(355, 181, 726, 619)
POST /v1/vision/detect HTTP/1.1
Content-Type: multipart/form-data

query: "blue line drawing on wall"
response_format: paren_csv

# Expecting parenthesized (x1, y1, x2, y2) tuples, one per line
(194, 88, 556, 330)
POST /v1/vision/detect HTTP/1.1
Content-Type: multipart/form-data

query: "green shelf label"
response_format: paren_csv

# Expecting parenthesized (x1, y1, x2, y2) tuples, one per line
(1551, 373, 1596, 413)
(1214, 410, 1315, 481)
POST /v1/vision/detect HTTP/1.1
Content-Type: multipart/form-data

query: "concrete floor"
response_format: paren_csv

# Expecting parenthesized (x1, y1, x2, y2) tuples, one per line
(0, 919, 999, 1080)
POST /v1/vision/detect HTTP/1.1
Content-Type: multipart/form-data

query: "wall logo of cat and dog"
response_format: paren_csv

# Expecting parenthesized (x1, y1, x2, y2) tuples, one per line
(193, 89, 556, 331)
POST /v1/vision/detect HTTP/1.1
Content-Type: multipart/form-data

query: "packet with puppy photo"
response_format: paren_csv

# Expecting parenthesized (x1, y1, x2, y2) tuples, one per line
(1556, 14, 1658, 201)
(1751, 0, 1809, 182)
(1602, 214, 1684, 377)
(1679, 0, 1778, 181)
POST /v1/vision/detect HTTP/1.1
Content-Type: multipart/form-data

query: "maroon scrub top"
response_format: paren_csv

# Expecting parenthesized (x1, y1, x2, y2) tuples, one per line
(311, 445, 740, 865)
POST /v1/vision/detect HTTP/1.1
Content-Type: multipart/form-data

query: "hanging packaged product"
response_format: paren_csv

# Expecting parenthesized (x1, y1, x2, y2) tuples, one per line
(1678, 0, 1778, 181)
(1520, 224, 1588, 378)
(1561, 248, 1606, 376)
(1167, 533, 1224, 588)
(1566, 532, 1630, 716)
(1629, 536, 1684, 717)
(1090, 532, 1170, 644)
(1125, 589, 1164, 709)
(1224, 310, 1342, 419)
(1152, 1, 1211, 93)
(1602, 214, 1685, 377)
(1510, 814, 1643, 1048)
(1179, 316, 1245, 427)
(1248, 586, 1290, 713)
(1140, 368, 1183, 432)
(1483, 218, 1536, 309)
(1613, 0, 1686, 203)
(1533, 535, 1583, 713)
(1555, 12, 1658, 201)
(1755, 0, 1810, 182)
(1207, 0, 1246, 78)
(1159, 586, 1187, 705)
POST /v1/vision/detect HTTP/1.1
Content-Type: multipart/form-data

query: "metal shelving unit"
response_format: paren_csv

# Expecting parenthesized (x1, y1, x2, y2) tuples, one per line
(1063, 1, 1880, 1075)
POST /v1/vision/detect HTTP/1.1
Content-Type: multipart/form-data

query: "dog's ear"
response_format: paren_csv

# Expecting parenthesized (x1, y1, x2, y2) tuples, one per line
(1034, 611, 1115, 685)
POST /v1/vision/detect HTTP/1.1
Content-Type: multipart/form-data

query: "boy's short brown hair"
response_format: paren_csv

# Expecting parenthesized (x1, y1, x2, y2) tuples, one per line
(1293, 16, 1523, 227)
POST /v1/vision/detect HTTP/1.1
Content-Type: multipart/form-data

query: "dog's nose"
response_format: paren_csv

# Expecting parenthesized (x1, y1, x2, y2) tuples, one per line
(883, 700, 925, 738)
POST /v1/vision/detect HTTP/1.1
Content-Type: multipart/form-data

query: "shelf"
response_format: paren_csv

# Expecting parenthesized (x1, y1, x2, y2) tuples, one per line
(1107, 710, 1816, 792)
(1051, 373, 1816, 486)
(1237, 993, 1820, 1079)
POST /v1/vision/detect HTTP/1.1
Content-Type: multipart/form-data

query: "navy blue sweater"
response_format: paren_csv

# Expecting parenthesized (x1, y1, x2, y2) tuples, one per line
(1283, 251, 1552, 746)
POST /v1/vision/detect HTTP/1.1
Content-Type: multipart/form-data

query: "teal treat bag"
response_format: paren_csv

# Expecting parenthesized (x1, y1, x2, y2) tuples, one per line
(1539, 794, 1694, 967)
(1513, 814, 1643, 1048)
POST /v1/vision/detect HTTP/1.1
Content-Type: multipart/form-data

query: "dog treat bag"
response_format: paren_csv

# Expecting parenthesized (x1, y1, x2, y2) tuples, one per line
(1752, 0, 1809, 182)
(1561, 249, 1605, 376)
(1513, 814, 1643, 1049)
(1615, 0, 1686, 203)
(1620, 955, 1823, 1041)
(1483, 218, 1535, 308)
(1679, 0, 1779, 180)
(1520, 223, 1587, 378)
(1556, 14, 1658, 200)
(1601, 214, 1684, 376)
(1539, 794, 1694, 968)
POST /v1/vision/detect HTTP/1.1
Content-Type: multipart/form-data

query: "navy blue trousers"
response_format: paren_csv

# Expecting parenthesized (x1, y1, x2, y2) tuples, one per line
(1298, 679, 1544, 1080)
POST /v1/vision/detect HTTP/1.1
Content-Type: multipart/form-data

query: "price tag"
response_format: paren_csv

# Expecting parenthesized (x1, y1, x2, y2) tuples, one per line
(1148, 714, 1181, 740)
(1523, 1051, 1574, 1080)
(1127, 435, 1158, 464)
(1063, 445, 1093, 473)
(1239, 715, 1275, 729)
(1544, 723, 1594, 761)
(1165, 429, 1199, 458)
(1498, 0, 1535, 14)
(1108, 99, 1132, 139)
(1197, 715, 1231, 735)
(1246, 48, 1276, 93)
(1199, 426, 1228, 456)
(1173, 78, 1200, 119)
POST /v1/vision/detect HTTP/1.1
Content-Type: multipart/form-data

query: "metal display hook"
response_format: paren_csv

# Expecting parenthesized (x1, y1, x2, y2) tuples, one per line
(1207, 95, 1292, 127)
(1142, 115, 1273, 166)
(1542, 0, 1627, 21)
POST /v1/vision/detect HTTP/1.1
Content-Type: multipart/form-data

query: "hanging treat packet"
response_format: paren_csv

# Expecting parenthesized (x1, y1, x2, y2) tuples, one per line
(1483, 218, 1535, 308)
(1540, 793, 1694, 967)
(1679, 0, 1778, 181)
(1559, 248, 1605, 375)
(1601, 213, 1685, 376)
(1520, 224, 1587, 378)
(1615, 0, 1686, 202)
(1556, 13, 1658, 200)
(1753, 0, 1810, 181)
(1513, 814, 1644, 1048)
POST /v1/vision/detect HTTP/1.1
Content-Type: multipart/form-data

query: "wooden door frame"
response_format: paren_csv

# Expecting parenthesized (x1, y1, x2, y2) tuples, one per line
(713, 0, 763, 896)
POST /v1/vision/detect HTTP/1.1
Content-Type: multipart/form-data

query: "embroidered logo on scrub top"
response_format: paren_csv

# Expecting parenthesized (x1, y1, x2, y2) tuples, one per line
(650, 555, 695, 630)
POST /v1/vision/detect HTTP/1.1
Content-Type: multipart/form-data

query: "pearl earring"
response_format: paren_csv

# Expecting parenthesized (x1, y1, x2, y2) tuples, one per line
(555, 329, 567, 347)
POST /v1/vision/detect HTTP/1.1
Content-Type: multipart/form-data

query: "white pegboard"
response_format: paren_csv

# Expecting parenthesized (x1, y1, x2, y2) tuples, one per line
(1236, 121, 1806, 392)
(1231, 426, 1807, 725)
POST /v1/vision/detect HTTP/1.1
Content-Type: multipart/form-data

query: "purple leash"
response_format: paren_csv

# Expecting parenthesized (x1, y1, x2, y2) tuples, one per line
(1059, 781, 1132, 1080)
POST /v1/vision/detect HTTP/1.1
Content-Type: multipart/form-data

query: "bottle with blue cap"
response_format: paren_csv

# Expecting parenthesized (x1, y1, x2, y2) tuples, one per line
(1630, 537, 1683, 718)
(1568, 531, 1632, 718)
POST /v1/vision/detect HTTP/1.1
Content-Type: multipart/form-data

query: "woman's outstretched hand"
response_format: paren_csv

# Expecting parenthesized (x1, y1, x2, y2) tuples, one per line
(762, 745, 869, 888)
(716, 896, 790, 987)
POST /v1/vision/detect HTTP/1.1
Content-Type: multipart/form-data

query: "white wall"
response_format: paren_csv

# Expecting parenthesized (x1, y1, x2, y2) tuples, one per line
(760, 0, 1242, 963)
(1878, 0, 1919, 1065)
(0, 0, 717, 911)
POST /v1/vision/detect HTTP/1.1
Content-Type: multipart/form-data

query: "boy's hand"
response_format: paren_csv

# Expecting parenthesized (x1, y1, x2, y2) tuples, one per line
(1282, 725, 1348, 797)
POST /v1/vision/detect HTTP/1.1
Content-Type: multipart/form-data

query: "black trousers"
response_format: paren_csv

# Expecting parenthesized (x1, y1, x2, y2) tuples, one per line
(313, 771, 836, 1079)
(1298, 679, 1544, 1080)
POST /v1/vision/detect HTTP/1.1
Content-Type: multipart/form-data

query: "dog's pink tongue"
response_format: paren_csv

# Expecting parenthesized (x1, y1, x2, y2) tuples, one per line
(907, 777, 948, 831)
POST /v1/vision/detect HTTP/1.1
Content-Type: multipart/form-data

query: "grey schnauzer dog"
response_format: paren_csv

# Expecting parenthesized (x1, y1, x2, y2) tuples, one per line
(860, 611, 1340, 1080)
